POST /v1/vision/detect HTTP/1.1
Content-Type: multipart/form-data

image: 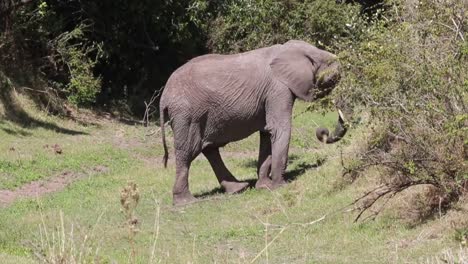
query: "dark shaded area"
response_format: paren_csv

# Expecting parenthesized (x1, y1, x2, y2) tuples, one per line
(339, 0, 386, 16)
(194, 187, 224, 198)
(1, 0, 207, 114)
(0, 88, 87, 136)
(195, 155, 325, 198)
(194, 178, 258, 199)
(0, 120, 31, 136)
(241, 154, 301, 169)
(284, 159, 324, 182)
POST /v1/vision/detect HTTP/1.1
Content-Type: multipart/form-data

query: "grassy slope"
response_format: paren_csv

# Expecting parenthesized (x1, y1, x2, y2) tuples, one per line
(0, 94, 465, 263)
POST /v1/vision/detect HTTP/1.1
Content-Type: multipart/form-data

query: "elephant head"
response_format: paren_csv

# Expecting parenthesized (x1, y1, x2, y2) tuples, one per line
(270, 40, 347, 144)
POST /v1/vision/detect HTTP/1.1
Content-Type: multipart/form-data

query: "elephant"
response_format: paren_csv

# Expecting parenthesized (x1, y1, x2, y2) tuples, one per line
(159, 40, 347, 205)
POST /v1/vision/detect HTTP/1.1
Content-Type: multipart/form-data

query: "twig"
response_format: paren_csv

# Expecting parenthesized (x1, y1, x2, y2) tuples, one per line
(18, 86, 49, 94)
(250, 226, 287, 263)
(349, 181, 436, 222)
(251, 212, 330, 263)
(291, 214, 327, 227)
(451, 17, 465, 42)
(268, 187, 290, 221)
(143, 87, 164, 127)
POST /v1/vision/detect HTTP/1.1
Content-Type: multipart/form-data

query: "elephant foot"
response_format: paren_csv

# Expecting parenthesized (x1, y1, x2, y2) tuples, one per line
(255, 178, 273, 190)
(173, 192, 197, 206)
(221, 181, 249, 194)
(256, 178, 287, 190)
(271, 179, 287, 190)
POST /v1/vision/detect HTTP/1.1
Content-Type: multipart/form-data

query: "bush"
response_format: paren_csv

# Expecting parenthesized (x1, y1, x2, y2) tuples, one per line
(1, 1, 103, 106)
(338, 0, 467, 220)
(53, 25, 102, 105)
(2, 0, 203, 110)
(189, 0, 365, 53)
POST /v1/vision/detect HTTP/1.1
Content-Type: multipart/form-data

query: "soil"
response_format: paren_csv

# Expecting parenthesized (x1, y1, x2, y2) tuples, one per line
(0, 165, 109, 207)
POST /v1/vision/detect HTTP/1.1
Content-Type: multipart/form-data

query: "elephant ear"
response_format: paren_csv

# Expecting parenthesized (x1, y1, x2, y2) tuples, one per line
(270, 46, 317, 101)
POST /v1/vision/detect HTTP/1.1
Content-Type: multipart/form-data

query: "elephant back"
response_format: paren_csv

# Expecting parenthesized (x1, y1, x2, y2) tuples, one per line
(186, 52, 272, 103)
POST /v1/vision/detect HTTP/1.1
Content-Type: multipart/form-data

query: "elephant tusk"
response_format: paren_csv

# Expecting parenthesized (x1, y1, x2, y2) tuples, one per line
(337, 109, 346, 123)
(322, 134, 328, 144)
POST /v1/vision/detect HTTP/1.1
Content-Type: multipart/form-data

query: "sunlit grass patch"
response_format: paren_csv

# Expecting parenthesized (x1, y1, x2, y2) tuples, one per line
(0, 101, 466, 263)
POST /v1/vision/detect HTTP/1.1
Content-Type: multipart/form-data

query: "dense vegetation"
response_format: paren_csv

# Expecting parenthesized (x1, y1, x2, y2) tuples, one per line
(0, 0, 379, 110)
(339, 0, 467, 221)
(0, 0, 466, 238)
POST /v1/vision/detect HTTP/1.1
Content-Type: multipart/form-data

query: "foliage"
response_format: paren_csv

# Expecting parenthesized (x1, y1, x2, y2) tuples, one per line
(53, 25, 103, 105)
(1, 0, 378, 111)
(454, 227, 468, 246)
(338, 0, 467, 220)
(1, 0, 203, 109)
(189, 0, 365, 53)
(1, 0, 104, 106)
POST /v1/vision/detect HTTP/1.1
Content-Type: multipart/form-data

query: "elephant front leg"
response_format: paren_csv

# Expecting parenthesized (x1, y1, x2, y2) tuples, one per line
(265, 91, 293, 189)
(203, 148, 249, 194)
(270, 128, 290, 188)
(256, 131, 273, 189)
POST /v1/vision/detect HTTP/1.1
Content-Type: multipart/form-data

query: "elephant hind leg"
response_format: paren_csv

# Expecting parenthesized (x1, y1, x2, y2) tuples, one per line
(173, 153, 197, 206)
(172, 119, 203, 206)
(202, 148, 249, 194)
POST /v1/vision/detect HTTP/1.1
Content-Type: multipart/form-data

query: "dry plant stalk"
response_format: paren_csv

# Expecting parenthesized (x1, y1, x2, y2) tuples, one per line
(149, 194, 161, 264)
(120, 182, 140, 264)
(30, 209, 104, 264)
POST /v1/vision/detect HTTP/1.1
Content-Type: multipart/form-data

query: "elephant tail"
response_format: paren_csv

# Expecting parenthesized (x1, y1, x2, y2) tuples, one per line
(160, 106, 169, 168)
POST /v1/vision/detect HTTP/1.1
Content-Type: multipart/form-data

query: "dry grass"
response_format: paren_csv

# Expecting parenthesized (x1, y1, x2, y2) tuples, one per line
(30, 210, 104, 264)
(421, 246, 468, 264)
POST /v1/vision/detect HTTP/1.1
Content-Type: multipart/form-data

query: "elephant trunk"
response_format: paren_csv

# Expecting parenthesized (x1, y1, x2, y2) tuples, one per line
(316, 61, 341, 90)
(315, 109, 348, 144)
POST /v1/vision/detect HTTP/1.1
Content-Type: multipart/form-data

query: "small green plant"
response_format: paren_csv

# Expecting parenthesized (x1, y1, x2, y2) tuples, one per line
(455, 228, 468, 247)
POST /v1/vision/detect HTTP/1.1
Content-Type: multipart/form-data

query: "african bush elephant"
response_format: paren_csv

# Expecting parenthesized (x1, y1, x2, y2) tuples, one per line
(159, 40, 347, 205)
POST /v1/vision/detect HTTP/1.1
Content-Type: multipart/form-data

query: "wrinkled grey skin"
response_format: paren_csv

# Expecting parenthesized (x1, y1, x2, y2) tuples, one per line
(160, 40, 346, 205)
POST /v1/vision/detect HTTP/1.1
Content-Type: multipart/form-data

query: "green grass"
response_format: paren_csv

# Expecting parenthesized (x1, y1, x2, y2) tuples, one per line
(0, 98, 465, 263)
(0, 143, 128, 189)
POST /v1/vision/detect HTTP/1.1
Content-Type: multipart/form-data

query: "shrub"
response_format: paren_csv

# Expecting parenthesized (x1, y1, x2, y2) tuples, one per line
(189, 0, 365, 53)
(53, 26, 102, 105)
(337, 0, 468, 220)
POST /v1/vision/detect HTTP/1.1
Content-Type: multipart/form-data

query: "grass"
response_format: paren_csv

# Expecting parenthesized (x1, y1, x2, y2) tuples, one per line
(0, 94, 466, 263)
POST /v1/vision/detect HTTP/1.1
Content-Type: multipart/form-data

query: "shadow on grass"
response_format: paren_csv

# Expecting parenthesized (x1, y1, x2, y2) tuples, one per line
(241, 154, 301, 169)
(284, 159, 324, 182)
(0, 121, 32, 136)
(195, 157, 325, 199)
(194, 179, 258, 199)
(0, 88, 87, 136)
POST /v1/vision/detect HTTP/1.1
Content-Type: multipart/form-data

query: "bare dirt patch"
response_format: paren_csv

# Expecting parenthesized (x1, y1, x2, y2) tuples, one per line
(0, 165, 109, 207)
